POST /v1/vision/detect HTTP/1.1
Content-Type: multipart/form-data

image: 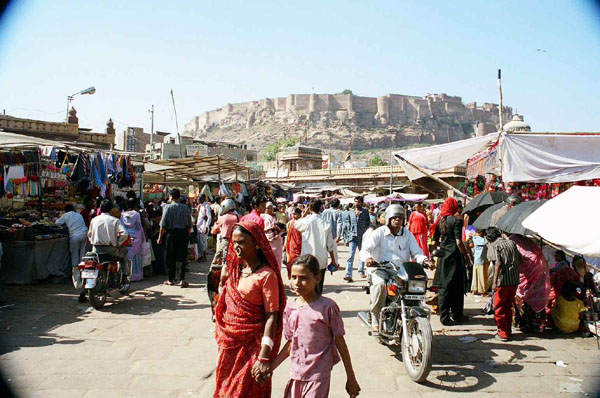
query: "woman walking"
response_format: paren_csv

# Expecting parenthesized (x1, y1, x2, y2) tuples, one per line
(262, 202, 284, 269)
(121, 198, 146, 281)
(431, 198, 470, 326)
(214, 221, 286, 398)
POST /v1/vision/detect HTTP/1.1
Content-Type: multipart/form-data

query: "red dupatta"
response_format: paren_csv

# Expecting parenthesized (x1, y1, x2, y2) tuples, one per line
(430, 197, 458, 237)
(214, 221, 286, 398)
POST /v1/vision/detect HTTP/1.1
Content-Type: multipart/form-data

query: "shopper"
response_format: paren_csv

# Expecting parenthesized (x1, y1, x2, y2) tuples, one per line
(158, 188, 192, 287)
(487, 226, 521, 341)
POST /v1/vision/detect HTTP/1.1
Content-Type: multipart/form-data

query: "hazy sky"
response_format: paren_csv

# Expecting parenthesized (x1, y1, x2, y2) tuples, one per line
(1, 1, 599, 136)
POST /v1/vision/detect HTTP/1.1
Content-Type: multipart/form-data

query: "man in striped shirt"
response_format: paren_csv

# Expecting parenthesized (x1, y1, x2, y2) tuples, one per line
(486, 227, 521, 341)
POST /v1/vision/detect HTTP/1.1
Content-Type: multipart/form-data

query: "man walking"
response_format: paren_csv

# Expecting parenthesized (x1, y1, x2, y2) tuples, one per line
(294, 200, 337, 294)
(196, 194, 212, 263)
(158, 189, 192, 287)
(57, 203, 88, 301)
(486, 227, 521, 341)
(321, 198, 342, 263)
(341, 196, 370, 282)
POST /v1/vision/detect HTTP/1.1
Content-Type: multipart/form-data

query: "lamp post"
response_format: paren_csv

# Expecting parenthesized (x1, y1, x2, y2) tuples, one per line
(66, 86, 96, 122)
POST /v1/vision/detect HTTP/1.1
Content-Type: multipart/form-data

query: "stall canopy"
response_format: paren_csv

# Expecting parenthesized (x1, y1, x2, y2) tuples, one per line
(144, 155, 248, 183)
(393, 133, 499, 180)
(502, 133, 600, 183)
(522, 186, 600, 257)
(0, 131, 68, 148)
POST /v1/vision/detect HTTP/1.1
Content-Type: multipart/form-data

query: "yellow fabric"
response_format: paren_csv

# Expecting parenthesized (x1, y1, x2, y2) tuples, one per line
(552, 296, 584, 334)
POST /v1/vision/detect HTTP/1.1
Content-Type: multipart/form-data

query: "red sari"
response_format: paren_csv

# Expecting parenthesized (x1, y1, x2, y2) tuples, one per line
(284, 219, 302, 277)
(214, 221, 286, 398)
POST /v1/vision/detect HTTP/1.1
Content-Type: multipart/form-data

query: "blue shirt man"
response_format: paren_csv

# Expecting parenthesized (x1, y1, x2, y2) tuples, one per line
(341, 196, 371, 281)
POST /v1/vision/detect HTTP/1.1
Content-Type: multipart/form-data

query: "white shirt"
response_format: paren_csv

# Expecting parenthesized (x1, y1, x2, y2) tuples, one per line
(360, 226, 427, 264)
(196, 202, 213, 233)
(294, 213, 335, 269)
(56, 211, 87, 239)
(88, 213, 128, 247)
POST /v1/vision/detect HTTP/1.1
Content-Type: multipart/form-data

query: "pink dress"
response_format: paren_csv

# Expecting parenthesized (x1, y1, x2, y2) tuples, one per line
(261, 213, 283, 269)
(283, 296, 345, 398)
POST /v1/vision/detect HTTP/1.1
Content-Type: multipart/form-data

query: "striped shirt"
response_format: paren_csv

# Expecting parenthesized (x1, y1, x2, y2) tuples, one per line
(160, 202, 192, 230)
(487, 237, 521, 286)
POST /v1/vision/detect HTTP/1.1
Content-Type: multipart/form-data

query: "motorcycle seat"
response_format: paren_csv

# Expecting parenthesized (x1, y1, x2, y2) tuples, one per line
(96, 253, 117, 263)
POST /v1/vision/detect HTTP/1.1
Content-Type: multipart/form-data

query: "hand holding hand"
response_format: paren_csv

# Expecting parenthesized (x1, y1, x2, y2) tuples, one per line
(251, 360, 271, 384)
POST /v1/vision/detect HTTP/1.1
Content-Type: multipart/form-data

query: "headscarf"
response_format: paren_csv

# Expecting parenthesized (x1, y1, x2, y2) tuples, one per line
(215, 220, 286, 353)
(430, 197, 458, 236)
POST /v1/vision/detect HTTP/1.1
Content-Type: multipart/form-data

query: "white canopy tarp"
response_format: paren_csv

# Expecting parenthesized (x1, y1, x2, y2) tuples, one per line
(0, 131, 68, 148)
(393, 133, 499, 180)
(502, 133, 600, 183)
(522, 186, 600, 257)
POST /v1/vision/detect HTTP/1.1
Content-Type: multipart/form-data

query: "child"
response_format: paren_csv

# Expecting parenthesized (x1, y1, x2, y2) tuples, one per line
(552, 280, 585, 334)
(260, 254, 361, 398)
(471, 229, 489, 295)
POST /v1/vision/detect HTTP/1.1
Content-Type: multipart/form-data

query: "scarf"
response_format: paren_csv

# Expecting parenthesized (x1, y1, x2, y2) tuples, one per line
(430, 197, 458, 236)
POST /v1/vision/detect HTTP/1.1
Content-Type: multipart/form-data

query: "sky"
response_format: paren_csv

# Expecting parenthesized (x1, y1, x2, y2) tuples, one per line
(0, 0, 599, 136)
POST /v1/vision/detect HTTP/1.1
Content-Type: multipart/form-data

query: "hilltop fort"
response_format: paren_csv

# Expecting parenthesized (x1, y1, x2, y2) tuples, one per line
(183, 92, 513, 153)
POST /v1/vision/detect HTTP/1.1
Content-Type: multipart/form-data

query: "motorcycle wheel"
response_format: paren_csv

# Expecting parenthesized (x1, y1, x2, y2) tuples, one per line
(402, 317, 433, 383)
(89, 270, 108, 310)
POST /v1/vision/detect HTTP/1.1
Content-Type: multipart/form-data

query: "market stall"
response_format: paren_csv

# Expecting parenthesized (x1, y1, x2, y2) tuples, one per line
(0, 132, 140, 284)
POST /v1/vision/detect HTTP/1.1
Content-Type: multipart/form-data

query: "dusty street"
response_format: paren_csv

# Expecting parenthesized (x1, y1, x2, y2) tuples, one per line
(0, 245, 599, 397)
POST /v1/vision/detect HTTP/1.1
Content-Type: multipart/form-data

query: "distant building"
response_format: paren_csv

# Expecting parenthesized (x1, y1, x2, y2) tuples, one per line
(502, 113, 531, 132)
(0, 111, 115, 149)
(279, 145, 323, 171)
(192, 139, 257, 166)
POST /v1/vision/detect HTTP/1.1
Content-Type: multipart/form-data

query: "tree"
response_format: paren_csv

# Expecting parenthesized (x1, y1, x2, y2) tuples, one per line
(369, 155, 387, 166)
(340, 89, 353, 95)
(263, 136, 300, 161)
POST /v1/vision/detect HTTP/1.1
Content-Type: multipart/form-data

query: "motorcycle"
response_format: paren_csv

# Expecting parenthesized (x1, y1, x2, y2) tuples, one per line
(78, 238, 132, 310)
(358, 261, 433, 383)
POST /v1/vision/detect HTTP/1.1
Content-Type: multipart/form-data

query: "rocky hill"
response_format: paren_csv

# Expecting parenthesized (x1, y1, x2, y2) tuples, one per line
(183, 92, 513, 157)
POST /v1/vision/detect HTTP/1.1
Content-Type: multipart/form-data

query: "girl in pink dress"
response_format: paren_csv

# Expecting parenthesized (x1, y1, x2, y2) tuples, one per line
(258, 254, 360, 398)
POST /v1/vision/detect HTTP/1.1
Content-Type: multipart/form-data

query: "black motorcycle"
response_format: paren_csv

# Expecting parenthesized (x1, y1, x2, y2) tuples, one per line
(358, 261, 433, 383)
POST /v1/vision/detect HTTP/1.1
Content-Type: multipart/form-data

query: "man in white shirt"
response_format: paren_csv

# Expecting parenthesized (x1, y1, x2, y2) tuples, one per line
(88, 199, 130, 282)
(294, 199, 337, 294)
(196, 194, 213, 262)
(360, 204, 427, 334)
(56, 204, 88, 269)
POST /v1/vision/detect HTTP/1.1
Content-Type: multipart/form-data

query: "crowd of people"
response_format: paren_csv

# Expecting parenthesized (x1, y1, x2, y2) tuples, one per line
(55, 189, 599, 397)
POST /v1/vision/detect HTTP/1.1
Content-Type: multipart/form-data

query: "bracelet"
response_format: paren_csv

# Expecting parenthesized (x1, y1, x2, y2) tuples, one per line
(257, 357, 271, 363)
(261, 336, 274, 349)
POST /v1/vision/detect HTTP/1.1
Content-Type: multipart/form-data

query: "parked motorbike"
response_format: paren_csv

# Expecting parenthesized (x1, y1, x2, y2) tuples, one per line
(78, 239, 132, 310)
(358, 261, 433, 383)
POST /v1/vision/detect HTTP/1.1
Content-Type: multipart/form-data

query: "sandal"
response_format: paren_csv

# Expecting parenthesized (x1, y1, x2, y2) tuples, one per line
(179, 280, 189, 288)
(164, 281, 174, 286)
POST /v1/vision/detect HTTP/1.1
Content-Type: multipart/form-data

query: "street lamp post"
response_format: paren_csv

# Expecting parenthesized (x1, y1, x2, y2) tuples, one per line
(66, 86, 96, 123)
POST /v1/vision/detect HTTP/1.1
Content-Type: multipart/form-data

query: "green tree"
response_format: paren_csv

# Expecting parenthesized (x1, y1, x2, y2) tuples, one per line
(263, 136, 300, 161)
(340, 89, 353, 95)
(369, 155, 387, 166)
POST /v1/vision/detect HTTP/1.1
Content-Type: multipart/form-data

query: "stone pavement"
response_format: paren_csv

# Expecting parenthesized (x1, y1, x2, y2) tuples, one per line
(0, 244, 599, 397)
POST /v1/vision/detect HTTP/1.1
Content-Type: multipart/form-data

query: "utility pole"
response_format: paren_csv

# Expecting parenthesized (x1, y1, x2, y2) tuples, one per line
(328, 130, 332, 178)
(497, 69, 504, 131)
(170, 89, 184, 158)
(148, 104, 154, 160)
(389, 150, 393, 194)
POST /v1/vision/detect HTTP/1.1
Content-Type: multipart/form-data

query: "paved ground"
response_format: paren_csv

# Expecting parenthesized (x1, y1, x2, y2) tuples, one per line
(0, 244, 599, 397)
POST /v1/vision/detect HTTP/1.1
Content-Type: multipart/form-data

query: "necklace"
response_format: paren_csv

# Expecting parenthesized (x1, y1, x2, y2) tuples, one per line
(239, 263, 263, 278)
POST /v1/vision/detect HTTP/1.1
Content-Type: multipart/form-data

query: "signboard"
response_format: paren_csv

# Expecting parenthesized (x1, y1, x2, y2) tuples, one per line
(265, 169, 289, 178)
(186, 144, 208, 157)
(466, 145, 499, 179)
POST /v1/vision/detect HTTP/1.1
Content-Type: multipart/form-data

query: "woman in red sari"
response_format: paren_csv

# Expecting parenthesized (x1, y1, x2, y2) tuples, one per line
(215, 221, 286, 398)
